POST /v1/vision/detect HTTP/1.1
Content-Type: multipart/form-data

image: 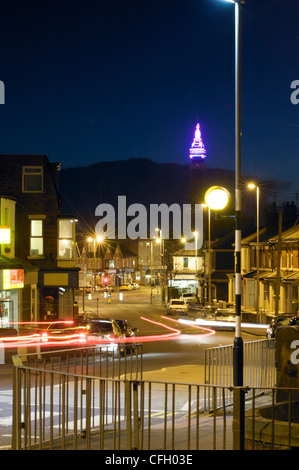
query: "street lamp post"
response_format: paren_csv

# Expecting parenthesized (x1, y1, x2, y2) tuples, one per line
(223, 0, 245, 386)
(248, 183, 260, 321)
(208, 207, 212, 304)
(204, 186, 230, 305)
(224, 0, 246, 450)
(149, 235, 162, 304)
(87, 235, 104, 293)
(155, 228, 165, 294)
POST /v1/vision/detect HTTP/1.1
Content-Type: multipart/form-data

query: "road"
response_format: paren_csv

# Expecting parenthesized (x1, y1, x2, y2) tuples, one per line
(0, 285, 267, 449)
(76, 286, 267, 380)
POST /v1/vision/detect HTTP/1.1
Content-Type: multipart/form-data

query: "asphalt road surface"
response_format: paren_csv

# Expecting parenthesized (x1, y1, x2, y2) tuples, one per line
(0, 286, 267, 449)
(76, 286, 267, 377)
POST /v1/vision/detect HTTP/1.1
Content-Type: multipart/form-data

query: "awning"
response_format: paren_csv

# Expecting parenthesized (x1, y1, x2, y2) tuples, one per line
(283, 271, 299, 282)
(242, 269, 270, 280)
(172, 274, 196, 280)
(0, 254, 38, 272)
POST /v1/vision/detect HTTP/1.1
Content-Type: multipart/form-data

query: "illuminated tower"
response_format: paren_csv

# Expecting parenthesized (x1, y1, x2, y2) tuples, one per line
(189, 122, 207, 204)
(189, 123, 207, 170)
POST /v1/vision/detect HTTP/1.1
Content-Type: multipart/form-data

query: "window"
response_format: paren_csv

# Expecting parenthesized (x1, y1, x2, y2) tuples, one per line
(4, 208, 10, 225)
(58, 219, 74, 259)
(183, 257, 189, 268)
(22, 166, 43, 192)
(30, 220, 43, 256)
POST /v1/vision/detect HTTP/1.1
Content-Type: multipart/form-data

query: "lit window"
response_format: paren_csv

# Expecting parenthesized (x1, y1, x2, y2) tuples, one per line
(58, 219, 74, 259)
(23, 167, 43, 192)
(30, 220, 43, 256)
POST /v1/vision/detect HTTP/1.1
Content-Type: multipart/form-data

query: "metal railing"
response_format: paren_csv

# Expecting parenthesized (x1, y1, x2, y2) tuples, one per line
(12, 361, 235, 450)
(16, 343, 143, 381)
(12, 353, 299, 450)
(204, 338, 276, 409)
(11, 343, 143, 449)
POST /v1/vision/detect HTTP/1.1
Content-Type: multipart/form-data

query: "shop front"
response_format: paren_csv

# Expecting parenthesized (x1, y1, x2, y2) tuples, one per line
(168, 274, 198, 299)
(0, 267, 24, 327)
(39, 269, 79, 320)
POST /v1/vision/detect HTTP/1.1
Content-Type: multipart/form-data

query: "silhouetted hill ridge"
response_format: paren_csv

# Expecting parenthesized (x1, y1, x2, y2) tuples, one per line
(58, 158, 235, 229)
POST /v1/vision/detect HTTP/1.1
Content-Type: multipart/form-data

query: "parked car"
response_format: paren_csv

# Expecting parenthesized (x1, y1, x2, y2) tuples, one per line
(114, 319, 137, 338)
(289, 316, 299, 326)
(98, 286, 114, 293)
(120, 283, 132, 291)
(132, 283, 140, 290)
(166, 299, 189, 315)
(266, 315, 298, 339)
(180, 292, 198, 304)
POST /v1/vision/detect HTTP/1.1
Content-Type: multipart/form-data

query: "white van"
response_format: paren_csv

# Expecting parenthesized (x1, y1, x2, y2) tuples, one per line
(180, 292, 198, 304)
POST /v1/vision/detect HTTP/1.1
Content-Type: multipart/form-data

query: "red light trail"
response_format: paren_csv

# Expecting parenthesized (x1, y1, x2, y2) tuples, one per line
(0, 316, 215, 349)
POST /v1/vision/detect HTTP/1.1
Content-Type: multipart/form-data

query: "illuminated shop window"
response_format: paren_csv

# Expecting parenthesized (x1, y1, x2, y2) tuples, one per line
(30, 220, 43, 256)
(58, 219, 74, 259)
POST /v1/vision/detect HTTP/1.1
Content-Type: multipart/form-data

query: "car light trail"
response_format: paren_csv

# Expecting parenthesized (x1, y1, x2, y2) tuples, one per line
(161, 316, 216, 337)
(0, 316, 220, 349)
(0, 317, 182, 348)
(195, 318, 269, 329)
(130, 316, 182, 342)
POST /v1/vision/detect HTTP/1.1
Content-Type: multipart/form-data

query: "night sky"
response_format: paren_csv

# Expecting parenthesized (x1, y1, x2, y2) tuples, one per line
(0, 0, 298, 204)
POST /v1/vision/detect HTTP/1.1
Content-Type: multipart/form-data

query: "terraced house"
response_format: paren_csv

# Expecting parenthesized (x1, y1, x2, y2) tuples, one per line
(0, 154, 79, 325)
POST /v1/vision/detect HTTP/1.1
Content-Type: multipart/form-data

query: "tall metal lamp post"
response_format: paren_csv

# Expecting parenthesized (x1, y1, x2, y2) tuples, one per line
(248, 183, 260, 321)
(223, 0, 246, 450)
(204, 186, 230, 305)
(87, 235, 104, 293)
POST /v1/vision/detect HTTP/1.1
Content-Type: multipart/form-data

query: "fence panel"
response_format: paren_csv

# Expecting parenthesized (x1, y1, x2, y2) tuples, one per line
(204, 338, 276, 409)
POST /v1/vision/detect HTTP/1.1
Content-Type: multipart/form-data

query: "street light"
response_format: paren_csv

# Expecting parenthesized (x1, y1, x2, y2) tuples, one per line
(204, 186, 230, 305)
(223, 0, 245, 450)
(87, 235, 104, 293)
(248, 183, 260, 321)
(148, 235, 163, 304)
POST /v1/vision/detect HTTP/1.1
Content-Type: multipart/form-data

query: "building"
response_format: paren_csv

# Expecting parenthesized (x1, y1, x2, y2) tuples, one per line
(230, 202, 299, 316)
(0, 195, 37, 326)
(169, 248, 202, 299)
(189, 123, 207, 171)
(0, 155, 79, 323)
(138, 240, 163, 285)
(76, 239, 139, 288)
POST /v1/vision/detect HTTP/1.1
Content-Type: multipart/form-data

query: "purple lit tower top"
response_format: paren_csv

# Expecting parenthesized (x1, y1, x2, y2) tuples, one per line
(189, 123, 206, 161)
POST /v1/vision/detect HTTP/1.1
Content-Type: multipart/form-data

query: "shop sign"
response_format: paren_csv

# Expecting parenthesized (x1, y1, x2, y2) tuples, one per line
(0, 226, 10, 244)
(2, 269, 24, 289)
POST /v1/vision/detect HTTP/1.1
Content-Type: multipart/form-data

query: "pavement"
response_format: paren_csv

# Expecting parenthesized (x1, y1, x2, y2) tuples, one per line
(139, 364, 206, 384)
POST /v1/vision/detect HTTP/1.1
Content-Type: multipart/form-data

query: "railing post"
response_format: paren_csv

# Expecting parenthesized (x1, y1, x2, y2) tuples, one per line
(232, 386, 245, 450)
(125, 380, 132, 450)
(133, 381, 139, 450)
(11, 356, 23, 450)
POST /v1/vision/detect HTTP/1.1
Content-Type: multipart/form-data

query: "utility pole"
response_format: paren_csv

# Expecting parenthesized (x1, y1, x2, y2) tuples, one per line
(275, 211, 282, 317)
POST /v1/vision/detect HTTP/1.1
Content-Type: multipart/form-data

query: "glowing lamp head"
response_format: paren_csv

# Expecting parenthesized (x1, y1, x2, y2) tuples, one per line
(248, 183, 256, 190)
(204, 186, 230, 210)
(41, 332, 48, 342)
